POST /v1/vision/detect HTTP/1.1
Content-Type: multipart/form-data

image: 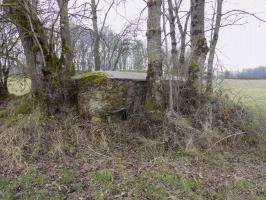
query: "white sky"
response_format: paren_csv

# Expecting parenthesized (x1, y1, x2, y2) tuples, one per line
(219, 0, 266, 71)
(73, 0, 266, 71)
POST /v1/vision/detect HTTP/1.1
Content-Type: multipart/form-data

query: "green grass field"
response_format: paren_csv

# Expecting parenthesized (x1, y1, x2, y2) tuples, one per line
(220, 79, 266, 113)
(218, 79, 266, 128)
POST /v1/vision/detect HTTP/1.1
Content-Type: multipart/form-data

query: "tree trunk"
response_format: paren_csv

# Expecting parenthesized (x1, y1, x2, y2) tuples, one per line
(4, 0, 77, 114)
(187, 0, 208, 106)
(0, 61, 9, 99)
(57, 0, 75, 75)
(167, 0, 178, 71)
(56, 0, 77, 107)
(206, 0, 223, 93)
(0, 68, 9, 99)
(19, 34, 41, 96)
(0, 83, 8, 99)
(179, 16, 190, 76)
(162, 0, 173, 110)
(91, 0, 101, 71)
(167, 0, 181, 111)
(3, 67, 9, 96)
(146, 0, 164, 111)
(174, 0, 190, 77)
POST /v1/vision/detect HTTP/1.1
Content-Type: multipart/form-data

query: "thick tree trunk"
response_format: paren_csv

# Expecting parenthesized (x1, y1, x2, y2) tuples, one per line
(4, 0, 77, 114)
(206, 0, 223, 93)
(187, 0, 208, 106)
(91, 0, 101, 71)
(146, 0, 164, 111)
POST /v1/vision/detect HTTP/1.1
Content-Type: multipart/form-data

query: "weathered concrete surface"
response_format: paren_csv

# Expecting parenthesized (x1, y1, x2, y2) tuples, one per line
(103, 71, 147, 81)
(75, 71, 147, 120)
(103, 71, 184, 81)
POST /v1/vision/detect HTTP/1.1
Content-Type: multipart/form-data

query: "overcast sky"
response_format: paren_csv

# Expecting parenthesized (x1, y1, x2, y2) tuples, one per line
(81, 0, 266, 71)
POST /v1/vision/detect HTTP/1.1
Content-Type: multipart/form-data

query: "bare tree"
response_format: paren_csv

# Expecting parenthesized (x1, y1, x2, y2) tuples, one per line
(70, 24, 94, 71)
(90, 0, 101, 71)
(187, 0, 208, 106)
(146, 0, 164, 110)
(205, 0, 266, 93)
(167, 0, 178, 71)
(57, 0, 75, 75)
(162, 0, 173, 110)
(174, 0, 190, 76)
(0, 23, 19, 98)
(3, 0, 77, 113)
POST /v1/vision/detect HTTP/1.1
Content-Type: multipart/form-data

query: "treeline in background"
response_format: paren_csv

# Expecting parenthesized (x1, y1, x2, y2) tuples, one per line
(221, 66, 266, 79)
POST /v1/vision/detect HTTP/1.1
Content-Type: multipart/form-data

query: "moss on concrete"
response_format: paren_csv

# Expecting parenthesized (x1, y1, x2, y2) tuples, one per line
(72, 72, 107, 88)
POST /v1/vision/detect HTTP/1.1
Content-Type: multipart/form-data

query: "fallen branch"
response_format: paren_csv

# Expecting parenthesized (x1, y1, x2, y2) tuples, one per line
(204, 131, 246, 154)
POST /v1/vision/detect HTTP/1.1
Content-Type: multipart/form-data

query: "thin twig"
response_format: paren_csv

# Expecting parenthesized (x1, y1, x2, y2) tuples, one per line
(205, 131, 246, 154)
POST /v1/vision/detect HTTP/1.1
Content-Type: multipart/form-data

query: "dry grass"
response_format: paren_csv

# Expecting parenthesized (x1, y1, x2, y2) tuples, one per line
(0, 91, 260, 170)
(0, 93, 265, 199)
(163, 89, 260, 152)
(0, 105, 164, 170)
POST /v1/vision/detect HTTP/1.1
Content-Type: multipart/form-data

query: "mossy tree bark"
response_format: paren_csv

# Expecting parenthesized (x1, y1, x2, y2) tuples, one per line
(4, 0, 77, 114)
(146, 0, 164, 111)
(187, 0, 209, 107)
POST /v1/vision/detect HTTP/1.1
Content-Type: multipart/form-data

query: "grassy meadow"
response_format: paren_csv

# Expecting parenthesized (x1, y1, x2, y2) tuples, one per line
(218, 79, 266, 129)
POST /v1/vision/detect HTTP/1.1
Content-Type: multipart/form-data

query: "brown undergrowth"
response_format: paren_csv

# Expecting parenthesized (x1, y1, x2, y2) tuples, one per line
(0, 95, 265, 199)
(163, 88, 262, 151)
(0, 92, 263, 169)
(0, 98, 163, 170)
